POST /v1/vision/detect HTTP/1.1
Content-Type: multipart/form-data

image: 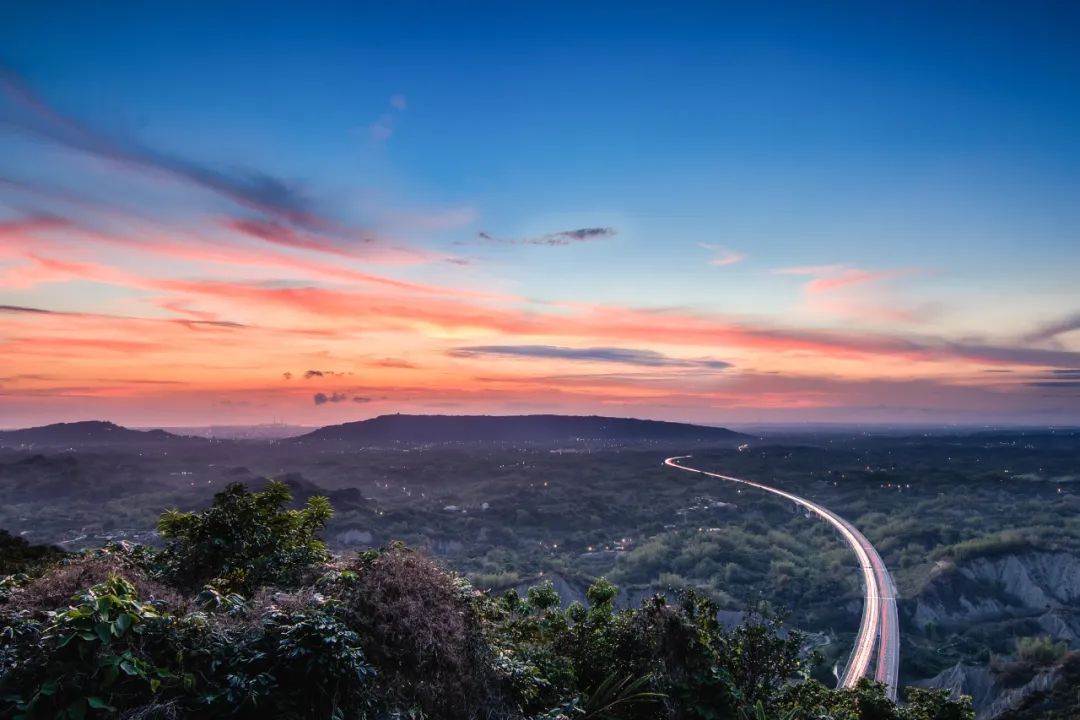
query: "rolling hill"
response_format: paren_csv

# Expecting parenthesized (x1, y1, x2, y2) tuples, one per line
(291, 413, 746, 445)
(0, 421, 183, 448)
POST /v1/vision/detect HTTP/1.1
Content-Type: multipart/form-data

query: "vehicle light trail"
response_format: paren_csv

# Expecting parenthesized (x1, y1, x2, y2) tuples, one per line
(664, 456, 899, 700)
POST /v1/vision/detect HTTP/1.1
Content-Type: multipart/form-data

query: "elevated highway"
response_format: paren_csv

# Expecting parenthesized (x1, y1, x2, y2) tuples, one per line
(664, 456, 899, 700)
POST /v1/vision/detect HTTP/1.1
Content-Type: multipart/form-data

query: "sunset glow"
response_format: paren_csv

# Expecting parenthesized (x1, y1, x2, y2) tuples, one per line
(2, 4, 1078, 426)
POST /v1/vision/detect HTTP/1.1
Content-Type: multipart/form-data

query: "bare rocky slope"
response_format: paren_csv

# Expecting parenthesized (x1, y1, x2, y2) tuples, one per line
(911, 551, 1080, 643)
(918, 661, 1067, 720)
(912, 551, 1080, 719)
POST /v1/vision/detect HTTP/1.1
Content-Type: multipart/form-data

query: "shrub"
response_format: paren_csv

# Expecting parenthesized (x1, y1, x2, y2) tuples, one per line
(2, 553, 187, 618)
(1, 575, 184, 719)
(939, 531, 1035, 562)
(180, 594, 376, 718)
(341, 545, 513, 719)
(156, 481, 332, 593)
(1015, 635, 1068, 666)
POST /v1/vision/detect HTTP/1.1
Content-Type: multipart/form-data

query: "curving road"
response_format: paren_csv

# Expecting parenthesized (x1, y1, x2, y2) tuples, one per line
(664, 456, 899, 700)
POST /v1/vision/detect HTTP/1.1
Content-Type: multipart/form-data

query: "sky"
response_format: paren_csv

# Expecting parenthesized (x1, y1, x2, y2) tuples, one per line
(1, 1, 1079, 428)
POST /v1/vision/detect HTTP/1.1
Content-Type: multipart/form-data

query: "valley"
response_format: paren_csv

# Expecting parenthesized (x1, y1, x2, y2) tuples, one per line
(2, 417, 1078, 717)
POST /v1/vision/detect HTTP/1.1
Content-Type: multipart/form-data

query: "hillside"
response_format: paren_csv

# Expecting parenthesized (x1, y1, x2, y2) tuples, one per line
(293, 413, 747, 444)
(0, 421, 182, 448)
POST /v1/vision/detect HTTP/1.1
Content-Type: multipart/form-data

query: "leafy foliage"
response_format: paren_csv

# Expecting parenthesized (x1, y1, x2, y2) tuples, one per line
(777, 679, 975, 720)
(1014, 635, 1068, 666)
(179, 593, 375, 718)
(3, 575, 183, 719)
(156, 481, 332, 592)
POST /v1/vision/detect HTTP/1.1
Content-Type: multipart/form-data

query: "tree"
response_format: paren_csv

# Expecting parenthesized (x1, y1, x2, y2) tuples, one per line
(716, 602, 809, 709)
(777, 679, 973, 720)
(0, 529, 65, 575)
(156, 481, 332, 592)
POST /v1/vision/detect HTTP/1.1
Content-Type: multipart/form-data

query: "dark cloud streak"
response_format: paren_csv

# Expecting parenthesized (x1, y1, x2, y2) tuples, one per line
(473, 227, 616, 247)
(450, 345, 732, 370)
(313, 391, 368, 404)
(0, 304, 245, 330)
(0, 69, 330, 233)
(1024, 312, 1080, 343)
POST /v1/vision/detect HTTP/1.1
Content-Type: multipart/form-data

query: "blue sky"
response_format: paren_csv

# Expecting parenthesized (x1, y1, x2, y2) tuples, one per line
(1, 1, 1078, 425)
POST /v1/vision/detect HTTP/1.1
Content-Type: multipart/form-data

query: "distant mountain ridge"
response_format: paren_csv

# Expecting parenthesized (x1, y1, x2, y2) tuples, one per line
(0, 416, 745, 448)
(0, 421, 182, 447)
(292, 413, 746, 444)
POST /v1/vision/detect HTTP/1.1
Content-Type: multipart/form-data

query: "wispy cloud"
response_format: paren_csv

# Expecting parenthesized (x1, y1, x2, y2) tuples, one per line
(303, 369, 347, 379)
(368, 93, 408, 142)
(772, 264, 849, 276)
(223, 217, 378, 258)
(1019, 368, 1080, 390)
(8, 282, 1080, 373)
(772, 263, 925, 322)
(313, 391, 374, 404)
(450, 345, 733, 370)
(0, 304, 53, 315)
(1024, 312, 1080, 344)
(772, 263, 915, 292)
(0, 209, 501, 304)
(698, 243, 746, 267)
(473, 227, 616, 247)
(372, 358, 417, 369)
(805, 268, 915, 294)
(0, 69, 323, 230)
(0, 74, 465, 273)
(0, 303, 245, 330)
(370, 114, 395, 142)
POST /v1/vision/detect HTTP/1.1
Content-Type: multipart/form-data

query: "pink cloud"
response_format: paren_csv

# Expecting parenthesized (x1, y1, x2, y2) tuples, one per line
(698, 243, 746, 267)
(772, 263, 926, 322)
(772, 264, 849, 276)
(0, 211, 510, 303)
(804, 267, 916, 294)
